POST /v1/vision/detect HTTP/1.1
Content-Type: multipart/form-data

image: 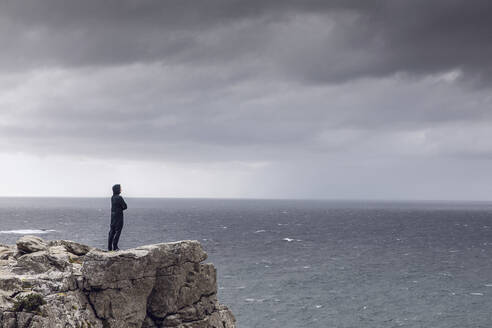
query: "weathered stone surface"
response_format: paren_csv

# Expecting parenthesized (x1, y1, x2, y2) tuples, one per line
(49, 240, 93, 256)
(0, 237, 236, 328)
(15, 236, 47, 254)
(0, 246, 14, 260)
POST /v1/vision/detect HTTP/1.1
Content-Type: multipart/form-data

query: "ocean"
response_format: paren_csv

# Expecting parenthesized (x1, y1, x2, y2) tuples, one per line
(0, 197, 492, 327)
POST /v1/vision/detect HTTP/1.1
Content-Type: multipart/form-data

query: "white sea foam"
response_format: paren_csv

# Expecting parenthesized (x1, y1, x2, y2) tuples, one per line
(245, 298, 265, 303)
(0, 229, 56, 234)
(254, 230, 266, 233)
(219, 286, 246, 290)
(283, 238, 294, 242)
(485, 284, 492, 287)
(470, 292, 484, 296)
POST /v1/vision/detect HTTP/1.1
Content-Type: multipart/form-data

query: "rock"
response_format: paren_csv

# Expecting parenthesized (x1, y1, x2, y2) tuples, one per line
(16, 236, 47, 254)
(48, 240, 93, 256)
(0, 237, 236, 328)
(0, 246, 15, 260)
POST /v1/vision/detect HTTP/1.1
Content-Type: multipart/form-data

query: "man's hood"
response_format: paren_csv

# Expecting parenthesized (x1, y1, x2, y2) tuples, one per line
(112, 184, 121, 195)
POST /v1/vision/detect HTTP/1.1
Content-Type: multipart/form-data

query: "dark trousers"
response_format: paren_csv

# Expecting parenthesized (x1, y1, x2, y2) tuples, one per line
(108, 215, 124, 250)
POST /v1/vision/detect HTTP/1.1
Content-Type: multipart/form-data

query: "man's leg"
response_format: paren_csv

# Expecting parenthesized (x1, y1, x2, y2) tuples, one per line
(108, 225, 116, 251)
(112, 221, 123, 250)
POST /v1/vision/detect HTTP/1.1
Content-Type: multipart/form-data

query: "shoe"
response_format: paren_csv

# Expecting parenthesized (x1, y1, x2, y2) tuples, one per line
(113, 248, 120, 251)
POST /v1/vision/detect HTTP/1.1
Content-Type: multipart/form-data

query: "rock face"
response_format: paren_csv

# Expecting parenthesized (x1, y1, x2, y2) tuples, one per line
(0, 236, 236, 328)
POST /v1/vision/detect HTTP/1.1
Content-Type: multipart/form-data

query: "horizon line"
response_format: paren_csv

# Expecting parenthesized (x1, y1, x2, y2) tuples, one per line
(0, 195, 491, 204)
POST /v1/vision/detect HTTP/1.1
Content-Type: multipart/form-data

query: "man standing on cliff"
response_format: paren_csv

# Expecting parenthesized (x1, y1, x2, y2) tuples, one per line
(108, 184, 127, 251)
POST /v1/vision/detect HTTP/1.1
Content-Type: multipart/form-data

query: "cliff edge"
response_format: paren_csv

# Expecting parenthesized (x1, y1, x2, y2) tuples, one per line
(0, 236, 236, 328)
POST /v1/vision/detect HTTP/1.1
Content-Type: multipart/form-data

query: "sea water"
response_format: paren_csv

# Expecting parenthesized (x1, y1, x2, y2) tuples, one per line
(1, 197, 492, 327)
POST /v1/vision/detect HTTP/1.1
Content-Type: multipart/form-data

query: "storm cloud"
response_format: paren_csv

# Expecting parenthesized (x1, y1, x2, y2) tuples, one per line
(1, 0, 492, 198)
(1, 1, 491, 81)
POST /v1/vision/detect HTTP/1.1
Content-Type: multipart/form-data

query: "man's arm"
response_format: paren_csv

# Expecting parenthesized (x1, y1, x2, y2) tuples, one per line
(120, 196, 128, 211)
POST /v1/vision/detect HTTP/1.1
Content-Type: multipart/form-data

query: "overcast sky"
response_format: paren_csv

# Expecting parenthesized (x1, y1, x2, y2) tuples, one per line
(1, 0, 492, 199)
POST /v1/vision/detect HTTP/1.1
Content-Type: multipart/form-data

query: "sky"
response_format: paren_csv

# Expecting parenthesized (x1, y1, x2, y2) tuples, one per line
(1, 0, 492, 200)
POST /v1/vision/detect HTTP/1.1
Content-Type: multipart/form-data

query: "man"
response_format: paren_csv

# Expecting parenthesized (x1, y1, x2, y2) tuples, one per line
(108, 184, 127, 251)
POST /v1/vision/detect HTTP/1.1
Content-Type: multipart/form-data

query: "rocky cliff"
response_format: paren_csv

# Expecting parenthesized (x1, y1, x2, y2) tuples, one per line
(0, 236, 236, 328)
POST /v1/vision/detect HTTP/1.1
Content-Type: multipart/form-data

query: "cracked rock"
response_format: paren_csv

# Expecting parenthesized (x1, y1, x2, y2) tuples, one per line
(15, 236, 47, 255)
(0, 237, 236, 328)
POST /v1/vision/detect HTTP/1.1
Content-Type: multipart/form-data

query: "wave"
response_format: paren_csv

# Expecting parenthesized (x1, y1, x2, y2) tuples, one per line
(0, 229, 57, 234)
(282, 237, 302, 242)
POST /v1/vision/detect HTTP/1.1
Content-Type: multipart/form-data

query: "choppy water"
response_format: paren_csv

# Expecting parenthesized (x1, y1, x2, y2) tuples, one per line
(1, 197, 492, 327)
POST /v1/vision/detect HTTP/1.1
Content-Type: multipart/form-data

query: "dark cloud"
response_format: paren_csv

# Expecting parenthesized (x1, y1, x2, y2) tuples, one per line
(1, 0, 491, 84)
(0, 2, 490, 159)
(2, 1, 492, 198)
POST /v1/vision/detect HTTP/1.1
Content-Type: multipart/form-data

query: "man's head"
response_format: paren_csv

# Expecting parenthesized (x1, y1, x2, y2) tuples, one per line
(112, 184, 122, 195)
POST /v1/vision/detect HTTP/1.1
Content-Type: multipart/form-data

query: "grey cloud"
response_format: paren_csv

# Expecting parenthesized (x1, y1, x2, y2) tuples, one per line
(1, 1, 492, 168)
(1, 0, 491, 85)
(1, 64, 491, 163)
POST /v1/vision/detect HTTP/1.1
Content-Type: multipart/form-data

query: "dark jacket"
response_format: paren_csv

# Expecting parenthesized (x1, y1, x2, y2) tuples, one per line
(111, 194, 127, 220)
